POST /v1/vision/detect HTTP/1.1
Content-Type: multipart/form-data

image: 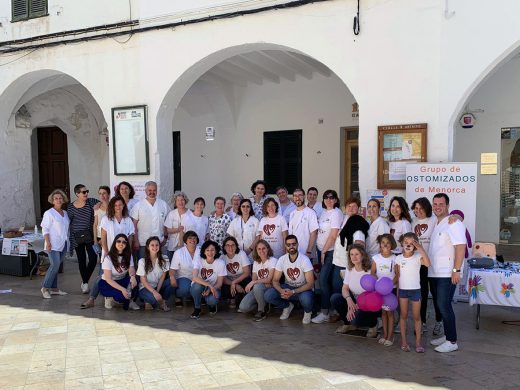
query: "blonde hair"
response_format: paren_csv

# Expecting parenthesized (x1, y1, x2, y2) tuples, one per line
(47, 189, 69, 204)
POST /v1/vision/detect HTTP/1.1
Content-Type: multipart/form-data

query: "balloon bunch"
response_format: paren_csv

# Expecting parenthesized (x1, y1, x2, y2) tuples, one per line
(356, 275, 398, 312)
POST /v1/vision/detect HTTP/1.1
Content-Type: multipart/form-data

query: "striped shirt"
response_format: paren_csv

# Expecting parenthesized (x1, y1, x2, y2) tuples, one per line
(67, 198, 99, 249)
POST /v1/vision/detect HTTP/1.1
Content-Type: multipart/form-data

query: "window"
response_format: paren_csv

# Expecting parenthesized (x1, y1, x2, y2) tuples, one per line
(12, 0, 48, 22)
(264, 130, 302, 194)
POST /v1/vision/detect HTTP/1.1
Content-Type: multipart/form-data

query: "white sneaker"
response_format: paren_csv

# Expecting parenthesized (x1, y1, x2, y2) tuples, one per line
(433, 321, 443, 336)
(81, 283, 90, 294)
(311, 312, 330, 324)
(434, 340, 458, 353)
(41, 288, 51, 299)
(279, 303, 294, 320)
(128, 301, 140, 311)
(104, 297, 114, 309)
(430, 336, 446, 346)
(302, 312, 312, 324)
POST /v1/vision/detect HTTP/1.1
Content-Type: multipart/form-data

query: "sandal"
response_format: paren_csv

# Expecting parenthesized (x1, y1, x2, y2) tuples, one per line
(378, 337, 386, 344)
(401, 345, 411, 352)
(415, 345, 425, 353)
(80, 299, 95, 309)
(383, 339, 394, 347)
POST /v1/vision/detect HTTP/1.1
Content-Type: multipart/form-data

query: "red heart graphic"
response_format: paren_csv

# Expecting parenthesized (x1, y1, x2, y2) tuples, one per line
(263, 224, 276, 236)
(287, 267, 300, 281)
(201, 268, 213, 280)
(226, 262, 240, 274)
(258, 268, 269, 279)
(414, 224, 428, 237)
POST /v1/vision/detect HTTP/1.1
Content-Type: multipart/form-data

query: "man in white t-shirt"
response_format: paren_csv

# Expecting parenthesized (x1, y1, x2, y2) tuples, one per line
(289, 188, 318, 257)
(276, 186, 296, 225)
(264, 235, 315, 324)
(130, 181, 170, 258)
(306, 186, 323, 219)
(428, 193, 466, 353)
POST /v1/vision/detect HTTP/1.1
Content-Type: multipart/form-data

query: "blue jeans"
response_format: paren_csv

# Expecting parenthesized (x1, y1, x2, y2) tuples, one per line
(239, 283, 267, 313)
(89, 263, 102, 299)
(264, 284, 314, 313)
(190, 282, 220, 308)
(98, 276, 139, 310)
(332, 265, 345, 295)
(138, 278, 173, 307)
(317, 249, 334, 310)
(330, 292, 379, 328)
(42, 249, 66, 289)
(429, 277, 457, 342)
(171, 277, 193, 299)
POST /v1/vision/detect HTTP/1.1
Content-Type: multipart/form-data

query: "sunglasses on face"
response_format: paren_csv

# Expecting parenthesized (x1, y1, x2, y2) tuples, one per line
(116, 239, 127, 244)
(79, 190, 89, 195)
(324, 195, 335, 200)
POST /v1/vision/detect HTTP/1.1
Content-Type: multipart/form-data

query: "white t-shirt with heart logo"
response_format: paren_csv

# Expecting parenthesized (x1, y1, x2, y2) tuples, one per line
(192, 257, 227, 287)
(221, 250, 251, 281)
(275, 253, 313, 288)
(412, 216, 437, 253)
(252, 257, 278, 280)
(257, 215, 288, 258)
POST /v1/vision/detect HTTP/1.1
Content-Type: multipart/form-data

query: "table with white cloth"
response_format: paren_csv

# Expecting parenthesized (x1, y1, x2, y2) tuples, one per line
(467, 263, 520, 329)
(0, 232, 45, 277)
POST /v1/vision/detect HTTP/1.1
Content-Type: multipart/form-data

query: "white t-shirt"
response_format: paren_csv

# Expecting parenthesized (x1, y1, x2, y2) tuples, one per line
(389, 219, 412, 253)
(192, 257, 227, 287)
(311, 202, 323, 219)
(258, 215, 288, 258)
(136, 257, 170, 290)
(41, 208, 70, 252)
(316, 208, 343, 251)
(275, 253, 313, 288)
(164, 209, 196, 251)
(130, 198, 170, 245)
(412, 216, 437, 253)
(288, 207, 319, 254)
(428, 218, 467, 278)
(343, 267, 371, 296)
(101, 254, 135, 281)
(372, 253, 396, 281)
(366, 217, 391, 257)
(100, 215, 135, 251)
(191, 214, 209, 244)
(94, 208, 107, 238)
(227, 216, 259, 252)
(252, 257, 278, 280)
(396, 252, 422, 290)
(279, 201, 296, 225)
(170, 246, 200, 280)
(221, 250, 251, 280)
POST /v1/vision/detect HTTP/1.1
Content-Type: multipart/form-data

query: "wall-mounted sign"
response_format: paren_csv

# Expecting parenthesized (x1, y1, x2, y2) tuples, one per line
(480, 152, 497, 164)
(481, 164, 497, 175)
(351, 102, 359, 118)
(205, 127, 215, 141)
(377, 123, 427, 189)
(112, 105, 150, 175)
(459, 113, 476, 128)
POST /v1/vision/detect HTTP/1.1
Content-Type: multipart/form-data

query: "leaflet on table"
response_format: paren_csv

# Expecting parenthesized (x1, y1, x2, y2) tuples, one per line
(1, 238, 28, 256)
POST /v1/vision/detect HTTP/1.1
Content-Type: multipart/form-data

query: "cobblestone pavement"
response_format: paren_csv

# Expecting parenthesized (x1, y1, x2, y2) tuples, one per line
(0, 260, 518, 389)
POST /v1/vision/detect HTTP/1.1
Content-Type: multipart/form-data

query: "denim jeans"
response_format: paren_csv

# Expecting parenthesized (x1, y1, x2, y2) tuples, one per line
(171, 277, 192, 299)
(429, 277, 457, 342)
(98, 276, 139, 310)
(264, 284, 314, 313)
(42, 249, 66, 289)
(89, 263, 103, 299)
(330, 292, 379, 328)
(332, 265, 345, 295)
(239, 283, 267, 313)
(317, 249, 334, 310)
(138, 278, 173, 307)
(190, 282, 220, 308)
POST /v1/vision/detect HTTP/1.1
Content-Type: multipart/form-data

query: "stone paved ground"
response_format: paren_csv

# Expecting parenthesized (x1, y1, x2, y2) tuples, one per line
(0, 260, 519, 389)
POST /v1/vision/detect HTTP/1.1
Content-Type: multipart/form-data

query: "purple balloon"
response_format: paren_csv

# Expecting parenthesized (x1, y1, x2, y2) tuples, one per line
(375, 277, 393, 296)
(382, 293, 398, 311)
(360, 274, 377, 292)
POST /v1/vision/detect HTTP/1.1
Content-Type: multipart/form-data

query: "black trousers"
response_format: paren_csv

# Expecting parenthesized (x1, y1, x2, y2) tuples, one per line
(420, 265, 442, 323)
(76, 243, 98, 284)
(221, 277, 252, 300)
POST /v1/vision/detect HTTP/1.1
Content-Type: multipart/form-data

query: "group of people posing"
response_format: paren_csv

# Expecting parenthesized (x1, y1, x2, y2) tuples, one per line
(39, 179, 467, 354)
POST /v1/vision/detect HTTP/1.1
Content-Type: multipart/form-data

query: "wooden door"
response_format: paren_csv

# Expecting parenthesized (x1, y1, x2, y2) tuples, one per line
(37, 127, 70, 215)
(343, 127, 359, 199)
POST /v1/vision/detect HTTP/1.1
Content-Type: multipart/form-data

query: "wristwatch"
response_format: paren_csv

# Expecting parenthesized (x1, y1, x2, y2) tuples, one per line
(452, 268, 461, 273)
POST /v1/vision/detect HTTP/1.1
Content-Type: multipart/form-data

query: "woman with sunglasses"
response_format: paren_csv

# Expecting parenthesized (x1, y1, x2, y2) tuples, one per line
(227, 199, 259, 257)
(98, 234, 140, 310)
(68, 184, 100, 294)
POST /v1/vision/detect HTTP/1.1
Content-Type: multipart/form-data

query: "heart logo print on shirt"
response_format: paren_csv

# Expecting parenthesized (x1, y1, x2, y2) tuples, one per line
(201, 268, 213, 280)
(226, 262, 240, 274)
(258, 268, 269, 279)
(287, 267, 300, 281)
(414, 224, 428, 237)
(263, 224, 276, 236)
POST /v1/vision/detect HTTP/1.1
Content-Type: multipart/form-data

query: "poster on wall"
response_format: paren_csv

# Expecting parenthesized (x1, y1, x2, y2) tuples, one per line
(112, 105, 150, 175)
(366, 189, 389, 218)
(405, 162, 477, 301)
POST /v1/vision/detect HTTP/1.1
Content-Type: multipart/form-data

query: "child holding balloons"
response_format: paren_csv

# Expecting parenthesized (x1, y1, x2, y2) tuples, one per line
(371, 234, 398, 346)
(394, 232, 431, 353)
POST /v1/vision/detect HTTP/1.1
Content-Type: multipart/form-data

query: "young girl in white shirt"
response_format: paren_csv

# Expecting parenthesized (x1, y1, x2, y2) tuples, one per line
(395, 232, 431, 353)
(371, 233, 397, 347)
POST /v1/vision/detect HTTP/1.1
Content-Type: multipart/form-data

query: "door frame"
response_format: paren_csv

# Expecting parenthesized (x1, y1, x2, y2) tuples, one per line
(342, 126, 359, 201)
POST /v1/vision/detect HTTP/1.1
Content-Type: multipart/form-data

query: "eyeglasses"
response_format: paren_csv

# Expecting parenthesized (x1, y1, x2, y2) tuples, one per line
(324, 195, 335, 200)
(116, 239, 127, 244)
(79, 190, 89, 195)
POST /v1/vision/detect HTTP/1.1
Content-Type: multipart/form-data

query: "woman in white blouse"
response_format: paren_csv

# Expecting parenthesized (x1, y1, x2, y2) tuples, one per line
(227, 199, 259, 256)
(365, 198, 391, 257)
(40, 189, 70, 299)
(164, 191, 195, 260)
(169, 230, 200, 301)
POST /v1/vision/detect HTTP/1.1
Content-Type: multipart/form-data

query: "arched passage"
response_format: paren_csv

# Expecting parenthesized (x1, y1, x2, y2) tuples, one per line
(157, 43, 359, 204)
(0, 70, 109, 226)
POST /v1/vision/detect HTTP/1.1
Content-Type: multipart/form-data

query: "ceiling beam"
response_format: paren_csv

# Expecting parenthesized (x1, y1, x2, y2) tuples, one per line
(242, 51, 296, 82)
(216, 61, 263, 85)
(227, 56, 280, 84)
(206, 67, 248, 87)
(286, 52, 331, 77)
(262, 50, 313, 79)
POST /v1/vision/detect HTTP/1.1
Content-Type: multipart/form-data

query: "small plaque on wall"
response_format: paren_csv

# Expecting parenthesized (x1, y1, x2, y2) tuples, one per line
(480, 164, 497, 175)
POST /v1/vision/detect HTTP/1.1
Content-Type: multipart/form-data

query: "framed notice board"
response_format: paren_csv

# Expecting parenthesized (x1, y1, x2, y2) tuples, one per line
(377, 123, 427, 189)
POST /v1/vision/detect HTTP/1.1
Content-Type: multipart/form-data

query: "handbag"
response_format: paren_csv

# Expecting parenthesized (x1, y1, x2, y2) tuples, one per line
(74, 229, 93, 245)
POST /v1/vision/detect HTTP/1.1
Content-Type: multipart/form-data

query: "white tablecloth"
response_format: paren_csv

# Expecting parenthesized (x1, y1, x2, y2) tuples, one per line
(468, 265, 520, 308)
(0, 232, 45, 254)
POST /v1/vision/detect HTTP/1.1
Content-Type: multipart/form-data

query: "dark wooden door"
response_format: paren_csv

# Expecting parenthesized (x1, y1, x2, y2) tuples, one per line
(37, 127, 70, 215)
